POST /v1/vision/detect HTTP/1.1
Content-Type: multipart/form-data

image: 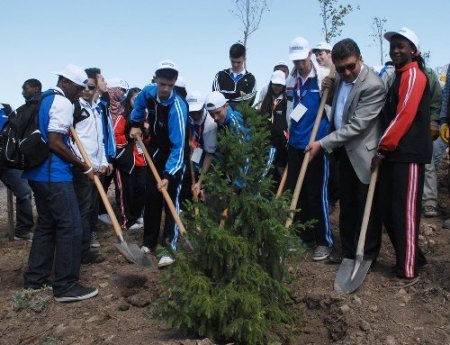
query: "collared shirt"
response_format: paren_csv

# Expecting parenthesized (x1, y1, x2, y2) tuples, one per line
(231, 68, 246, 81)
(334, 66, 364, 130)
(70, 97, 108, 171)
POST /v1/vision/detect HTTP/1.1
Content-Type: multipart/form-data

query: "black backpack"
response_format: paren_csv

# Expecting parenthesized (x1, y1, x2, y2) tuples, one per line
(0, 90, 63, 169)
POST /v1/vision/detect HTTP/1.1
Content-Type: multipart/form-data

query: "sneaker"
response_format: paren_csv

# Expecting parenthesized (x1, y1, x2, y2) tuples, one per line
(81, 250, 105, 265)
(98, 214, 112, 225)
(54, 283, 98, 303)
(423, 205, 438, 218)
(136, 217, 144, 225)
(90, 232, 100, 248)
(14, 232, 33, 242)
(158, 255, 175, 268)
(128, 223, 144, 231)
(313, 246, 332, 261)
(141, 246, 151, 254)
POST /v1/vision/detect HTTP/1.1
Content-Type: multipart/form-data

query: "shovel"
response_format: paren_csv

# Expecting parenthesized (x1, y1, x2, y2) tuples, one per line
(334, 166, 379, 293)
(285, 66, 335, 228)
(70, 127, 151, 267)
(135, 135, 193, 251)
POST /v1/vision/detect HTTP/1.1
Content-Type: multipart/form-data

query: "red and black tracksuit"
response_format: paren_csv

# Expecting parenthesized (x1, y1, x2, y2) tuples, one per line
(114, 115, 147, 229)
(377, 61, 431, 279)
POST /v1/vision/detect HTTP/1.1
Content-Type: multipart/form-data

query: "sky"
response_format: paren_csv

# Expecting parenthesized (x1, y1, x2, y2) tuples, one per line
(1, 0, 449, 108)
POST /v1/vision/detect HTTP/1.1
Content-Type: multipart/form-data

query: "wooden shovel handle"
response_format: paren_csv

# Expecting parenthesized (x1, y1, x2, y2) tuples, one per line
(136, 135, 187, 235)
(285, 66, 335, 228)
(276, 166, 288, 198)
(355, 166, 379, 257)
(70, 127, 124, 239)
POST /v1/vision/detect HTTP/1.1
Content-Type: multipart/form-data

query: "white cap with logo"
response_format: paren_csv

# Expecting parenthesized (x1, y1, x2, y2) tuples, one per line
(108, 78, 129, 90)
(156, 59, 178, 74)
(205, 91, 227, 112)
(288, 37, 311, 61)
(384, 27, 420, 51)
(186, 90, 206, 112)
(51, 64, 87, 87)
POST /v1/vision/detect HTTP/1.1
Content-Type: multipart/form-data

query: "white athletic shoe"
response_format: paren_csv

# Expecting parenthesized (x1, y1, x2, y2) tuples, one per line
(141, 246, 151, 254)
(98, 214, 112, 225)
(136, 217, 144, 225)
(158, 255, 175, 268)
(128, 223, 144, 231)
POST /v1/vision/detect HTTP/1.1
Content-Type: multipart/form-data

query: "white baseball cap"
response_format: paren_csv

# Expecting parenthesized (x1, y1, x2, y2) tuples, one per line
(289, 37, 311, 61)
(312, 42, 332, 53)
(51, 64, 87, 87)
(274, 60, 289, 69)
(205, 91, 227, 112)
(186, 90, 206, 112)
(108, 78, 129, 90)
(384, 27, 420, 51)
(270, 70, 286, 86)
(155, 59, 178, 74)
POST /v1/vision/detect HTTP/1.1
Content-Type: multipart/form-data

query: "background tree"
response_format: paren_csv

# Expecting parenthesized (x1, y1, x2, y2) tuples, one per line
(370, 17, 387, 66)
(158, 104, 303, 344)
(318, 0, 358, 43)
(230, 0, 269, 49)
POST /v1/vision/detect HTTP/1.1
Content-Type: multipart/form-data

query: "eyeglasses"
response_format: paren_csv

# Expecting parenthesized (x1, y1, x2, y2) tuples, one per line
(336, 62, 357, 74)
(85, 84, 96, 91)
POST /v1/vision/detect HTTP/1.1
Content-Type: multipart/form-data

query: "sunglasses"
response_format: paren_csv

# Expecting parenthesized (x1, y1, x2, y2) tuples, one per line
(336, 62, 357, 74)
(85, 84, 96, 91)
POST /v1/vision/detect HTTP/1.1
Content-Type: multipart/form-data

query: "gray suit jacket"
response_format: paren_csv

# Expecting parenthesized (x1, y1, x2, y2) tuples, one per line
(321, 65, 386, 184)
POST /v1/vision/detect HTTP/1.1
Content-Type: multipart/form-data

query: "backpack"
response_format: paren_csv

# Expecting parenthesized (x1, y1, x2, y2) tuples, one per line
(0, 90, 63, 169)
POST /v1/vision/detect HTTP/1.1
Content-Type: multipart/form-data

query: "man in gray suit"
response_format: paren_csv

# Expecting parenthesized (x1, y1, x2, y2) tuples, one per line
(307, 38, 385, 263)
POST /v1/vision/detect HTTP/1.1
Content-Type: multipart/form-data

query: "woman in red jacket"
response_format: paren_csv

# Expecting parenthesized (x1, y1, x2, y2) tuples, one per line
(114, 87, 147, 232)
(374, 28, 431, 285)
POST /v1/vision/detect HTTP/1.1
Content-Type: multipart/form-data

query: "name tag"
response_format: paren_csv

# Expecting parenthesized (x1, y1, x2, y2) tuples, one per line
(191, 147, 203, 164)
(289, 103, 308, 122)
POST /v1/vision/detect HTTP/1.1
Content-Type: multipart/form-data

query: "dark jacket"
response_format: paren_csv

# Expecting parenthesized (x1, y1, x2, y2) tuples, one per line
(212, 69, 256, 108)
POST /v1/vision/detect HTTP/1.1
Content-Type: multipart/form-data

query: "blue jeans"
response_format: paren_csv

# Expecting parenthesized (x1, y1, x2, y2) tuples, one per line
(0, 168, 33, 236)
(23, 181, 82, 295)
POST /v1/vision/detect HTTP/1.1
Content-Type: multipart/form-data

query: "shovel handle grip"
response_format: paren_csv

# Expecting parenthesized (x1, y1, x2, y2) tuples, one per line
(136, 135, 187, 236)
(286, 66, 336, 228)
(70, 127, 124, 239)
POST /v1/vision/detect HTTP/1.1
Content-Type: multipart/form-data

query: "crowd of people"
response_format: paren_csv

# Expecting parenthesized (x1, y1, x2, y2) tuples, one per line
(1, 27, 449, 302)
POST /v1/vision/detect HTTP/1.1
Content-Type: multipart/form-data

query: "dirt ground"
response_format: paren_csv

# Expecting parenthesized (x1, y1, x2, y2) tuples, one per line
(0, 163, 449, 345)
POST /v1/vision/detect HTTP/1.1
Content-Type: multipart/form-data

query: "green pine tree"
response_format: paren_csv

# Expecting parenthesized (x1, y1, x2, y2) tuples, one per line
(158, 104, 304, 344)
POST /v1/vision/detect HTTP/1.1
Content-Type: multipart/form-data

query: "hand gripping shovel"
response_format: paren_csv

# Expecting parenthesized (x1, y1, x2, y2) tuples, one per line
(334, 166, 379, 293)
(136, 135, 193, 251)
(70, 127, 151, 267)
(285, 66, 335, 228)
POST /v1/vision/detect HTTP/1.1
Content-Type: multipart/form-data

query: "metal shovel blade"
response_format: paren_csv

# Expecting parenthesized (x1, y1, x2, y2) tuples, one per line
(115, 241, 151, 267)
(334, 258, 372, 293)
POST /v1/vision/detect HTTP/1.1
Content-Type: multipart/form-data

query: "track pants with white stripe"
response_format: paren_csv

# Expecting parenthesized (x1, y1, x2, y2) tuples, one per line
(287, 145, 333, 247)
(143, 161, 184, 252)
(378, 161, 427, 279)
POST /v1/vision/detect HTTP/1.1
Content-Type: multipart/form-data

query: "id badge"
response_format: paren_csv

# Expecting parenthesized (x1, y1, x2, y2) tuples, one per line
(191, 147, 204, 164)
(289, 103, 308, 122)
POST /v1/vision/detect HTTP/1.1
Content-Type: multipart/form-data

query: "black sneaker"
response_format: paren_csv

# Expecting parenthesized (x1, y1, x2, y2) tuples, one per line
(81, 250, 105, 265)
(54, 283, 98, 302)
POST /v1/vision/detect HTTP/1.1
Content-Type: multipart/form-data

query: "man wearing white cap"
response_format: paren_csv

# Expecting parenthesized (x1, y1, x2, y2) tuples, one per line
(312, 42, 333, 69)
(285, 36, 334, 261)
(23, 64, 98, 302)
(129, 60, 188, 268)
(187, 90, 217, 195)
